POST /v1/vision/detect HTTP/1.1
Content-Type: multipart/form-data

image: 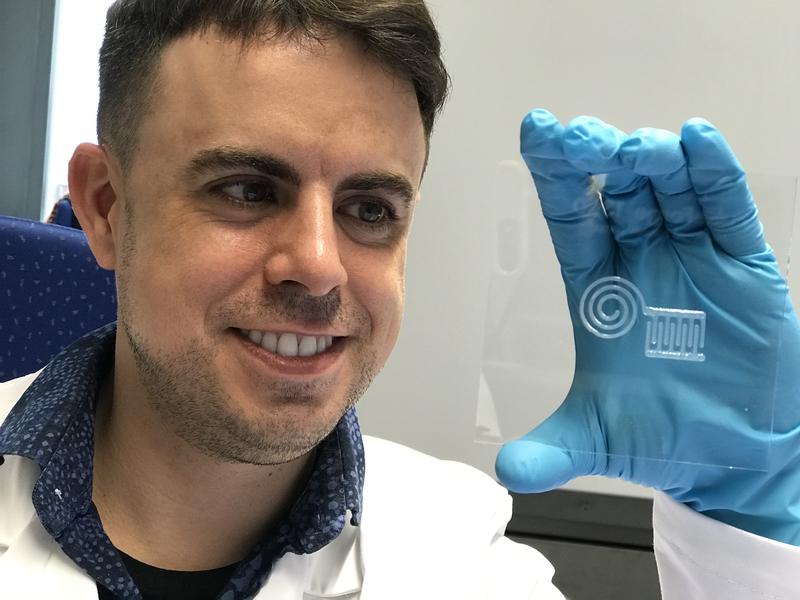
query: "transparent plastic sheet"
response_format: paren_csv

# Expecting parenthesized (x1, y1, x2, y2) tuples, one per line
(477, 164, 797, 472)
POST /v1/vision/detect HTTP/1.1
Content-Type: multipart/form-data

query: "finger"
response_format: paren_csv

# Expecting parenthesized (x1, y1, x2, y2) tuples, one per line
(619, 128, 707, 240)
(563, 117, 664, 250)
(495, 402, 599, 493)
(561, 115, 626, 174)
(681, 118, 766, 257)
(495, 441, 579, 493)
(520, 109, 615, 286)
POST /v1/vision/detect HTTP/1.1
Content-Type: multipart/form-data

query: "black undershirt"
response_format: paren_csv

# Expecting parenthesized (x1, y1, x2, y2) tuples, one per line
(96, 550, 238, 600)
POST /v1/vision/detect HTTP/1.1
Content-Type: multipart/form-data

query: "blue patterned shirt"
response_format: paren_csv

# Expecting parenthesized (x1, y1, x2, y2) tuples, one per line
(0, 323, 366, 599)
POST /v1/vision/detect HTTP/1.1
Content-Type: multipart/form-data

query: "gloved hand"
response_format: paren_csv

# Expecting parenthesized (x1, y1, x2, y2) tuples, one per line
(495, 108, 800, 545)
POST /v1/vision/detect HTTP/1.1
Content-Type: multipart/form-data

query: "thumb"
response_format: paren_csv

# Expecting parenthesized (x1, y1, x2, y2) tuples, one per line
(495, 401, 600, 493)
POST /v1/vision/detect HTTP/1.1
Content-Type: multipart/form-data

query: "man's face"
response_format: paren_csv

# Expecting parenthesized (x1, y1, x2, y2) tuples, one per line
(109, 31, 426, 464)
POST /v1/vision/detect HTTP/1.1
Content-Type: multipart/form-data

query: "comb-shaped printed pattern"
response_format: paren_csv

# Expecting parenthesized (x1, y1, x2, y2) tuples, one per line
(643, 307, 706, 362)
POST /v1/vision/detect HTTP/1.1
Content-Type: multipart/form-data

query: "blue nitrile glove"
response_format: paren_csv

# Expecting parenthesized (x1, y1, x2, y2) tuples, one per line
(495, 108, 800, 545)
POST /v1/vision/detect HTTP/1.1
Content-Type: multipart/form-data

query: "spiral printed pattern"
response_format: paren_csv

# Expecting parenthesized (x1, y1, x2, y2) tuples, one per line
(579, 276, 645, 339)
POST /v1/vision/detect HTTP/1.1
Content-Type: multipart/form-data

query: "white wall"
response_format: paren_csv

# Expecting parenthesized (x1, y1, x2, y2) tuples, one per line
(45, 0, 800, 499)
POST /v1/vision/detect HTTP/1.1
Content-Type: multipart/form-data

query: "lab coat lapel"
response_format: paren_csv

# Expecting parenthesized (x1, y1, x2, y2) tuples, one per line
(255, 517, 363, 599)
(357, 438, 438, 599)
(0, 515, 97, 600)
(356, 436, 495, 600)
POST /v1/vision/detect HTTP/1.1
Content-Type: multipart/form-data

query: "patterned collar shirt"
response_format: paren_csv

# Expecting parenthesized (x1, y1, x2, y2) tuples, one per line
(0, 323, 366, 599)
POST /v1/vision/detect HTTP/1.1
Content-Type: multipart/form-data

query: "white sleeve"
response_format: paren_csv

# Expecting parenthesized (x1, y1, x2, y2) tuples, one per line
(653, 491, 800, 599)
(480, 486, 565, 600)
(487, 534, 567, 600)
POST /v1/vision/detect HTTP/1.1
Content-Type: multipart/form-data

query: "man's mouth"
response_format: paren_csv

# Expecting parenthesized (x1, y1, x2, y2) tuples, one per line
(237, 329, 338, 358)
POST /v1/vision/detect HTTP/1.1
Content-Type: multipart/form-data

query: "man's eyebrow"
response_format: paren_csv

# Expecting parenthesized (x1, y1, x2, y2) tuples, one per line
(184, 147, 414, 204)
(336, 172, 415, 206)
(183, 147, 301, 186)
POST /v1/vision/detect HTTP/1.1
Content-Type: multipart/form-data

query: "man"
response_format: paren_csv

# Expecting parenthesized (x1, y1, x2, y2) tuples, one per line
(1, 1, 799, 599)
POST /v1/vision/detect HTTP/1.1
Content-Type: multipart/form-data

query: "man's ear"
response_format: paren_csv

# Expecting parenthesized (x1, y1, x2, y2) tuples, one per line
(68, 143, 122, 271)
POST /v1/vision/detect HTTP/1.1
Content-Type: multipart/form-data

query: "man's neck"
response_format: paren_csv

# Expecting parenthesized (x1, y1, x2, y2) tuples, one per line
(91, 369, 316, 571)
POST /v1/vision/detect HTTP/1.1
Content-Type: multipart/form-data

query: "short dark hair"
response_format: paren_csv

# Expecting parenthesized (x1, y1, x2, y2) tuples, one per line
(97, 0, 450, 170)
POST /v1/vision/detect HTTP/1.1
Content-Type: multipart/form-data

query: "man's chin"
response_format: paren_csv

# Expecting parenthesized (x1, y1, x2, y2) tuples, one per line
(202, 405, 346, 466)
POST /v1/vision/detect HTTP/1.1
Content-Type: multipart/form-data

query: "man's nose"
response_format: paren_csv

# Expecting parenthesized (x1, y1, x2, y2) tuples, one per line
(263, 189, 348, 297)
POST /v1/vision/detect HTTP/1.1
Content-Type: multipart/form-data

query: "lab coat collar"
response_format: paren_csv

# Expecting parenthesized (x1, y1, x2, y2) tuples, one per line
(0, 453, 101, 600)
(0, 324, 114, 539)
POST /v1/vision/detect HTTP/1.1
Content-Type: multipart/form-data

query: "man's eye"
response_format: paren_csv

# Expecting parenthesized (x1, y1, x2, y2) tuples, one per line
(213, 180, 277, 205)
(340, 200, 393, 224)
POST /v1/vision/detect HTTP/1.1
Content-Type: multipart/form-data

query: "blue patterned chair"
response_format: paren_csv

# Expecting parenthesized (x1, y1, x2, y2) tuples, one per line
(45, 196, 83, 229)
(0, 215, 116, 382)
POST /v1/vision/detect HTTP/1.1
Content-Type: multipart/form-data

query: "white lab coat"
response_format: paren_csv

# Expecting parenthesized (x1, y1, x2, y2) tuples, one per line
(2, 372, 800, 599)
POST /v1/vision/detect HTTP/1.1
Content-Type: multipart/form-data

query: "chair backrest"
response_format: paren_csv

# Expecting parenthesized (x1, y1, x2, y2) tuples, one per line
(46, 196, 82, 229)
(0, 215, 117, 382)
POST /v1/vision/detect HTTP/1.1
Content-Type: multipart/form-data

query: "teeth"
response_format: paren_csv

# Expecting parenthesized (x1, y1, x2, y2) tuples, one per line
(243, 329, 335, 357)
(298, 336, 318, 357)
(276, 333, 298, 357)
(261, 332, 278, 353)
